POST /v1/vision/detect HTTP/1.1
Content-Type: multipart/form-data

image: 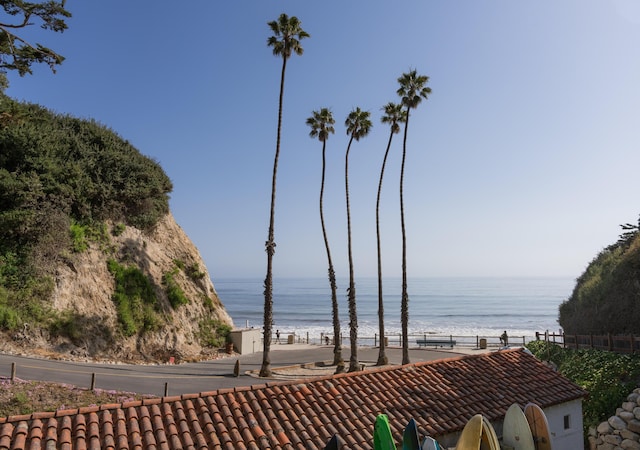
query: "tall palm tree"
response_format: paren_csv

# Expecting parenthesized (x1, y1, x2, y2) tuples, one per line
(260, 13, 309, 378)
(306, 108, 344, 373)
(375, 102, 406, 366)
(397, 70, 431, 365)
(344, 107, 372, 372)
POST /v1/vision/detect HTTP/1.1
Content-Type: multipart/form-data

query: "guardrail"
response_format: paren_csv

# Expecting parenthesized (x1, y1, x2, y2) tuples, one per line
(271, 332, 534, 349)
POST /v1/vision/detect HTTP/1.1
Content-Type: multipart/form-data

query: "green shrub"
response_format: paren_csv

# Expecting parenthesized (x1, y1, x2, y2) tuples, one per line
(69, 222, 88, 252)
(112, 223, 126, 236)
(0, 304, 20, 330)
(198, 319, 232, 348)
(186, 263, 205, 281)
(162, 269, 189, 308)
(526, 341, 640, 432)
(49, 311, 82, 341)
(107, 259, 160, 336)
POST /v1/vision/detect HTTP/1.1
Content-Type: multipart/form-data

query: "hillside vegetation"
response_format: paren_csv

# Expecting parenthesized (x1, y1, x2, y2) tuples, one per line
(527, 341, 640, 437)
(559, 217, 640, 334)
(0, 95, 231, 361)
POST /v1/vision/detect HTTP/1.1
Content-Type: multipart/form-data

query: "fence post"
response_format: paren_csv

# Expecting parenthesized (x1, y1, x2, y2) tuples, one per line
(90, 373, 96, 391)
(608, 333, 613, 351)
(164, 382, 169, 396)
(10, 362, 16, 381)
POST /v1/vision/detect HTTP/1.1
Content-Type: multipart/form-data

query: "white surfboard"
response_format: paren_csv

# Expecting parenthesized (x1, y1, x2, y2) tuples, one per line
(502, 404, 535, 450)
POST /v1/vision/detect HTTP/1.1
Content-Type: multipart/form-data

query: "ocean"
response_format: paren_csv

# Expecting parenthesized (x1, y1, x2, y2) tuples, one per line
(214, 277, 573, 345)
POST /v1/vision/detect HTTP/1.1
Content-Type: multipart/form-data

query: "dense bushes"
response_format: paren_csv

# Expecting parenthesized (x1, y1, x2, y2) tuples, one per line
(526, 341, 640, 431)
(0, 96, 172, 234)
(559, 217, 640, 334)
(198, 319, 232, 348)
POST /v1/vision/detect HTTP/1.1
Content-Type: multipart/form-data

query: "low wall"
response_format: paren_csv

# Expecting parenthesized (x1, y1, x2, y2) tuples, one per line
(590, 387, 640, 450)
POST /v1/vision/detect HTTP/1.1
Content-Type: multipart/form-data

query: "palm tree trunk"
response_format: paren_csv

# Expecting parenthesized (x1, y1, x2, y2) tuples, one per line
(260, 55, 288, 378)
(345, 136, 359, 372)
(376, 131, 395, 366)
(319, 141, 344, 372)
(400, 109, 411, 365)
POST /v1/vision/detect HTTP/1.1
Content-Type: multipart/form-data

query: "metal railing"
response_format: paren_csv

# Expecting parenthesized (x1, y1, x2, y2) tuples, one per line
(270, 331, 535, 349)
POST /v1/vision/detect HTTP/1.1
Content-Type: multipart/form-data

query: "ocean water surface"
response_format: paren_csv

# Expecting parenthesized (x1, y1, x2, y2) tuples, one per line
(214, 277, 573, 343)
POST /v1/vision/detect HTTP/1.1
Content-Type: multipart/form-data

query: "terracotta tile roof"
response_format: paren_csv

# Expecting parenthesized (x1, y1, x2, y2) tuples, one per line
(0, 349, 585, 449)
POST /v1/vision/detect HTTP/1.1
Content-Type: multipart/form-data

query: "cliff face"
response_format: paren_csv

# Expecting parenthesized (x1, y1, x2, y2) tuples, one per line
(0, 212, 233, 362)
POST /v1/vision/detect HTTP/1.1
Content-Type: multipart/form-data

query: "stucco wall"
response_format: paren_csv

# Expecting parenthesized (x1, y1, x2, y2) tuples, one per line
(545, 399, 584, 449)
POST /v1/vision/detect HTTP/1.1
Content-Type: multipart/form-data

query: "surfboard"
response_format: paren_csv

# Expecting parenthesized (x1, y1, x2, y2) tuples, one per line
(374, 414, 397, 450)
(480, 416, 500, 450)
(421, 436, 442, 450)
(456, 414, 483, 450)
(455, 414, 500, 450)
(524, 403, 552, 450)
(324, 434, 340, 450)
(502, 404, 535, 450)
(403, 418, 420, 450)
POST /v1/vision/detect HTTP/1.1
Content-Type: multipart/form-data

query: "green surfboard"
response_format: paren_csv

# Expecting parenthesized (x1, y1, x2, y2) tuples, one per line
(374, 414, 397, 450)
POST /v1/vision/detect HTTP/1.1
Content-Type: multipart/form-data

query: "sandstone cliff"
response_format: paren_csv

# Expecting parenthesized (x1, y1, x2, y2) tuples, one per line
(0, 212, 233, 363)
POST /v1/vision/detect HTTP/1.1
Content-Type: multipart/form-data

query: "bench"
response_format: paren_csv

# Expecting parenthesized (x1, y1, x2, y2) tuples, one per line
(416, 338, 456, 348)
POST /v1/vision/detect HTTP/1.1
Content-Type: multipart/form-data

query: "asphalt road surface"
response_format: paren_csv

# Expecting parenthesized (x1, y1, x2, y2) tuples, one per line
(0, 345, 464, 396)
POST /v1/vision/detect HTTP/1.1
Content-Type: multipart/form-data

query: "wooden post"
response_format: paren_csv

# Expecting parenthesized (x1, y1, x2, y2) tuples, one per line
(164, 382, 169, 396)
(608, 333, 613, 352)
(10, 362, 16, 381)
(234, 360, 240, 377)
(90, 373, 96, 391)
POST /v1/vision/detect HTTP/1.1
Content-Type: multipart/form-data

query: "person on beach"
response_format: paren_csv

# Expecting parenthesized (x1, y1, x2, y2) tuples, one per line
(276, 329, 280, 344)
(500, 330, 509, 346)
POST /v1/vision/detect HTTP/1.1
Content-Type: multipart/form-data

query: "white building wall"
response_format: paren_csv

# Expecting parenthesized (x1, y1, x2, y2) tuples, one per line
(229, 328, 262, 354)
(544, 399, 584, 449)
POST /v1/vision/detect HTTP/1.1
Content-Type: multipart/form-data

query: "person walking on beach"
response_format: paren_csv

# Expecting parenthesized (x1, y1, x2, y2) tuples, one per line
(500, 330, 509, 346)
(276, 329, 281, 344)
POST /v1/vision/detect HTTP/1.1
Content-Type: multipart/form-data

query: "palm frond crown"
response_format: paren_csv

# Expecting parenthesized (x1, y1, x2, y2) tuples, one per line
(397, 69, 431, 110)
(380, 102, 406, 134)
(267, 13, 310, 59)
(306, 108, 335, 142)
(345, 107, 372, 141)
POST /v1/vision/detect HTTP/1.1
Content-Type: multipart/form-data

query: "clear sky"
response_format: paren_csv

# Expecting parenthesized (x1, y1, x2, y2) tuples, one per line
(7, 1, 640, 280)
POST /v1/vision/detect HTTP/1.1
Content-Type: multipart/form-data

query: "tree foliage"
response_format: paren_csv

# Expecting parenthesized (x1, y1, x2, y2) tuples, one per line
(559, 215, 640, 334)
(0, 1, 71, 76)
(0, 95, 172, 329)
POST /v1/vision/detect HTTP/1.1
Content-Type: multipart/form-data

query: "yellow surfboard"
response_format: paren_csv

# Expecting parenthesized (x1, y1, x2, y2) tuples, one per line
(503, 404, 535, 450)
(455, 415, 500, 450)
(524, 403, 552, 450)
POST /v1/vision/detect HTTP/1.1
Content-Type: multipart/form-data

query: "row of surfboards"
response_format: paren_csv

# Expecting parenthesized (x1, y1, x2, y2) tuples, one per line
(323, 402, 552, 450)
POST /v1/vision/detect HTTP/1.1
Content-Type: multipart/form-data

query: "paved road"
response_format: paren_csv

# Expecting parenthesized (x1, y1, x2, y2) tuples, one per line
(0, 345, 467, 396)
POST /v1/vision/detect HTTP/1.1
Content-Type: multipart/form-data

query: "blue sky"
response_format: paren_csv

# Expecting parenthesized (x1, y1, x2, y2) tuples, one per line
(7, 1, 640, 280)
